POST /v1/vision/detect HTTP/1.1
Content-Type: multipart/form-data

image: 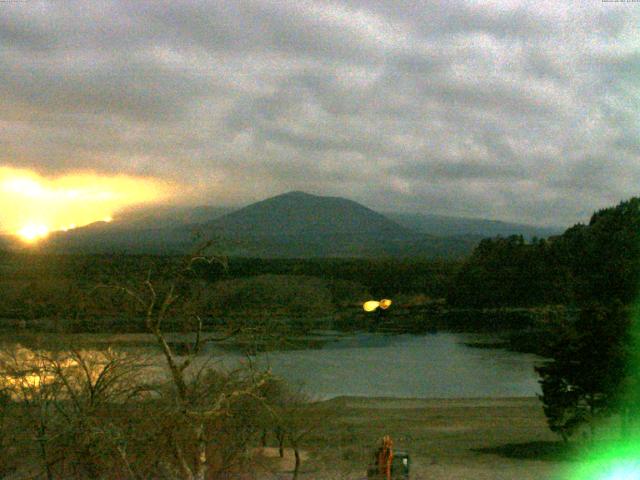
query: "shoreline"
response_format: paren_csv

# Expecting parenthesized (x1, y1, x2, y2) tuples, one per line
(295, 396, 569, 480)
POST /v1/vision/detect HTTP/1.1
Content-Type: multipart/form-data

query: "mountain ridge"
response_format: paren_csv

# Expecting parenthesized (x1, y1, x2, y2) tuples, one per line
(199, 191, 416, 239)
(10, 191, 563, 258)
(386, 211, 562, 240)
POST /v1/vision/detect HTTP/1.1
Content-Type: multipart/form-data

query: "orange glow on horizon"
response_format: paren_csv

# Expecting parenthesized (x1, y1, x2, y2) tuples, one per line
(17, 224, 50, 243)
(1, 167, 171, 243)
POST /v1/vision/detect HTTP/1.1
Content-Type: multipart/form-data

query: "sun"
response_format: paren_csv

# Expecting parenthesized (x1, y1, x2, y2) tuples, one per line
(17, 224, 50, 243)
(0, 167, 171, 243)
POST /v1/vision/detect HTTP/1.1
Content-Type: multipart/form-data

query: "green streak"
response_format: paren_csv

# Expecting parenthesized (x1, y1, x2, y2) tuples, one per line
(566, 304, 640, 479)
(569, 441, 640, 479)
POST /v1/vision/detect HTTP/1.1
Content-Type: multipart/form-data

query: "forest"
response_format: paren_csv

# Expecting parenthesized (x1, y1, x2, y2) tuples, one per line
(447, 197, 640, 308)
(448, 197, 640, 444)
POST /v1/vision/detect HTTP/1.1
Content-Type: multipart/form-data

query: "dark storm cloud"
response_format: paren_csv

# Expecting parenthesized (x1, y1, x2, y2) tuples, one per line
(0, 0, 638, 226)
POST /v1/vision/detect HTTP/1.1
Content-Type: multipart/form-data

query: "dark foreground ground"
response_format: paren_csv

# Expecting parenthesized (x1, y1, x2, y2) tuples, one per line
(262, 397, 578, 480)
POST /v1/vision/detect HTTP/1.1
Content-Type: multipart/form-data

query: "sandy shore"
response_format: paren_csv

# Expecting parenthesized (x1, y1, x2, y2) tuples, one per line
(265, 396, 573, 480)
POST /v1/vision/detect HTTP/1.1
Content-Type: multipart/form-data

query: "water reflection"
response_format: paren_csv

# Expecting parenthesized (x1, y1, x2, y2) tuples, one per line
(248, 333, 543, 399)
(1, 333, 544, 401)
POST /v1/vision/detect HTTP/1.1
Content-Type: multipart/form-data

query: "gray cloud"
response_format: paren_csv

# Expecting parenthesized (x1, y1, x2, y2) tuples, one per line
(0, 0, 638, 227)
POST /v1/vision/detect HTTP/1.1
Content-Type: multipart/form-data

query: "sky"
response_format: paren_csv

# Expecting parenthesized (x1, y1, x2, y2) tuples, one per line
(1, 0, 639, 232)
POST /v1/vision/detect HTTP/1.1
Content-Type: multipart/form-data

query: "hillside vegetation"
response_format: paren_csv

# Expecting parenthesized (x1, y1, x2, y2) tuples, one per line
(448, 197, 640, 308)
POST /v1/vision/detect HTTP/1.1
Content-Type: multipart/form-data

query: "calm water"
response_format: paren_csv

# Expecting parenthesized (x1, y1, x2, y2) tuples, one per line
(4, 331, 543, 400)
(249, 332, 543, 399)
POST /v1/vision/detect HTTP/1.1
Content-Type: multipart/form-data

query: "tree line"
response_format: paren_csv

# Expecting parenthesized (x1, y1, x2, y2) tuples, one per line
(447, 197, 640, 308)
(448, 197, 640, 442)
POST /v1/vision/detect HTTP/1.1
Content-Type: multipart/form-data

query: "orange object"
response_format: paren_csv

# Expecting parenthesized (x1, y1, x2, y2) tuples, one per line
(377, 435, 394, 480)
(379, 299, 392, 310)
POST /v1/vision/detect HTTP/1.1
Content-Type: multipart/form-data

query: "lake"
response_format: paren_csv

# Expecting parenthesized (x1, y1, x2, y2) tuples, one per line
(232, 332, 544, 399)
(2, 331, 544, 400)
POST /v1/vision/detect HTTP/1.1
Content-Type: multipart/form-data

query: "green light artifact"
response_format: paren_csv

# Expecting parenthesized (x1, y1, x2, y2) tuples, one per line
(564, 304, 640, 479)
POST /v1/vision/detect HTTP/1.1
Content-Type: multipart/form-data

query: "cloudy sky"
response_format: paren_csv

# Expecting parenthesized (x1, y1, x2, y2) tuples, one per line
(1, 0, 638, 228)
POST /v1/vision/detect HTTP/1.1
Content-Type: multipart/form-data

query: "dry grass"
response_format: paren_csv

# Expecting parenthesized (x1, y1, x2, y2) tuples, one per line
(286, 397, 573, 479)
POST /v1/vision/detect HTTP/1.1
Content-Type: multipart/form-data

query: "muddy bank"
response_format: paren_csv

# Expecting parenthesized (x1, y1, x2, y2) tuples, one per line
(286, 396, 574, 480)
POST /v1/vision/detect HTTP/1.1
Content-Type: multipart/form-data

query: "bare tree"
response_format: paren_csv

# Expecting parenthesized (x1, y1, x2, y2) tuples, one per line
(0, 346, 151, 480)
(0, 384, 9, 476)
(0, 346, 63, 480)
(46, 348, 152, 479)
(260, 378, 317, 480)
(0, 245, 281, 479)
(113, 246, 272, 480)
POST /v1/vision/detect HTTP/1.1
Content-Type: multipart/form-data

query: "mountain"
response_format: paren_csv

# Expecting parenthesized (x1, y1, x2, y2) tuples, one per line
(191, 191, 477, 258)
(202, 191, 414, 239)
(37, 205, 232, 254)
(109, 204, 233, 231)
(37, 191, 559, 258)
(385, 212, 563, 240)
(39, 192, 477, 258)
(0, 234, 11, 251)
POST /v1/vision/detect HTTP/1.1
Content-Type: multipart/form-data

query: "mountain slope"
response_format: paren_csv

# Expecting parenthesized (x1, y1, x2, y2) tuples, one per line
(38, 205, 232, 254)
(111, 205, 233, 231)
(36, 191, 557, 258)
(386, 212, 562, 240)
(187, 191, 481, 258)
(203, 191, 415, 239)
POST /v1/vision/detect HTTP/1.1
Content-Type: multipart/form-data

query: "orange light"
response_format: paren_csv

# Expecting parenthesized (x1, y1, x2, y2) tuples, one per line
(379, 299, 392, 310)
(363, 299, 393, 312)
(0, 167, 170, 242)
(17, 224, 49, 243)
(363, 300, 381, 312)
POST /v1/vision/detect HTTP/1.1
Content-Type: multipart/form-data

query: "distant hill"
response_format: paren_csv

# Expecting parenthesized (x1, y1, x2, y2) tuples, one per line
(386, 212, 562, 240)
(36, 191, 560, 258)
(202, 191, 414, 239)
(113, 204, 233, 230)
(38, 205, 232, 254)
(94, 204, 233, 232)
(0, 234, 11, 251)
(190, 191, 478, 258)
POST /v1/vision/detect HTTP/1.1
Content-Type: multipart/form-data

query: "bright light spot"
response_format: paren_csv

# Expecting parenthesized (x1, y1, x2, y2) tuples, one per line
(17, 224, 49, 243)
(570, 442, 640, 480)
(0, 167, 171, 242)
(4, 178, 44, 197)
(601, 461, 640, 480)
(379, 299, 392, 310)
(364, 299, 393, 312)
(364, 300, 381, 312)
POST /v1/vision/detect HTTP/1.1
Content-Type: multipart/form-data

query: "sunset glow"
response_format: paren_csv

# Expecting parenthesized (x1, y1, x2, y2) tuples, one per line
(17, 224, 50, 243)
(0, 167, 170, 242)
